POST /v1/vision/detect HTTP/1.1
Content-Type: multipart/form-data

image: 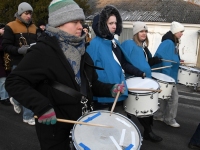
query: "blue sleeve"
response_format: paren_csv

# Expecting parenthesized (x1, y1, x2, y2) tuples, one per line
(154, 40, 174, 75)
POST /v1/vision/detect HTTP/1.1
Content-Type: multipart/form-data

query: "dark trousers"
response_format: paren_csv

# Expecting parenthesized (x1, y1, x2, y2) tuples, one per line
(137, 116, 153, 133)
(189, 123, 200, 146)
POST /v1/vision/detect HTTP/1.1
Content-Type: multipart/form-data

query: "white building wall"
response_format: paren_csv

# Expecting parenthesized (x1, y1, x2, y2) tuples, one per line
(122, 22, 200, 65)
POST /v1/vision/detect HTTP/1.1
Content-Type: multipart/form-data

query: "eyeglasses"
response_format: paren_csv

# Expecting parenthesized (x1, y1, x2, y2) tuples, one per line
(24, 11, 32, 15)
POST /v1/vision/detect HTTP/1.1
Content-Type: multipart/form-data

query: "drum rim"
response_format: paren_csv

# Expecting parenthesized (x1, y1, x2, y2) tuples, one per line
(152, 77, 175, 84)
(179, 66, 200, 73)
(151, 72, 175, 83)
(72, 110, 142, 150)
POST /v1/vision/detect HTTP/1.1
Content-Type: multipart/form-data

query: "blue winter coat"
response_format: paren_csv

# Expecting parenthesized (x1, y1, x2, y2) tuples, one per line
(121, 40, 152, 78)
(86, 36, 128, 103)
(154, 39, 180, 82)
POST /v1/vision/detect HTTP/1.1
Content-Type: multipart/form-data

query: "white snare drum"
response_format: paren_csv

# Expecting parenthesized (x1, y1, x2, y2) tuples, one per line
(72, 111, 142, 150)
(152, 72, 175, 100)
(177, 66, 200, 87)
(124, 77, 160, 117)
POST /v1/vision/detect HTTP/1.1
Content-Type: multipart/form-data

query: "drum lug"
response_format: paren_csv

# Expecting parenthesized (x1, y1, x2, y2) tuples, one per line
(135, 94, 139, 100)
(150, 94, 153, 99)
(135, 110, 139, 115)
(166, 84, 168, 88)
(150, 109, 153, 114)
(141, 110, 149, 114)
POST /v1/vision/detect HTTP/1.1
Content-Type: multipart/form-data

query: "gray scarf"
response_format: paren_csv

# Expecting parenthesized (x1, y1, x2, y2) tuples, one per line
(45, 25, 86, 85)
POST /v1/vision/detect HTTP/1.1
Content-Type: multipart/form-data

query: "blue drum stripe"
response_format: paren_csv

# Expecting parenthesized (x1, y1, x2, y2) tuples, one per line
(125, 144, 134, 150)
(79, 143, 91, 150)
(82, 112, 101, 123)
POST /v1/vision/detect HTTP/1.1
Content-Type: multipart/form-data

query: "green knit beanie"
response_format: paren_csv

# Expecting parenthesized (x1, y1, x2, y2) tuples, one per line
(48, 0, 85, 27)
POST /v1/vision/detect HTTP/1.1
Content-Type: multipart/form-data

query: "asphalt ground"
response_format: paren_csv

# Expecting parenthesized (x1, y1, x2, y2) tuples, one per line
(0, 83, 200, 150)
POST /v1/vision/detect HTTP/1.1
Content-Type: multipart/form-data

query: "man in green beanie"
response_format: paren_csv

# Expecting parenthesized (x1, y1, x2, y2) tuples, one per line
(5, 0, 125, 149)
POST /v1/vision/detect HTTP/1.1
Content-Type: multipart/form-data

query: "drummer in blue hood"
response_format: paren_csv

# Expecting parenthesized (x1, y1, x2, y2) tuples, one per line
(86, 5, 162, 143)
(87, 5, 144, 104)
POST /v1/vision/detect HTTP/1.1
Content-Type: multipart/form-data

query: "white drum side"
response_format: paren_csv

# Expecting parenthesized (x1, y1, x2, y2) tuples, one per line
(124, 77, 159, 117)
(177, 66, 200, 87)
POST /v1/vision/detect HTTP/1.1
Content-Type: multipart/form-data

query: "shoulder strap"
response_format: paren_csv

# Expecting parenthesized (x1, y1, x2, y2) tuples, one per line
(48, 80, 84, 100)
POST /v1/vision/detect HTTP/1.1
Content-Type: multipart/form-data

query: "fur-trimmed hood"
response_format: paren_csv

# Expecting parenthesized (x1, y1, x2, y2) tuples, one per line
(92, 5, 122, 40)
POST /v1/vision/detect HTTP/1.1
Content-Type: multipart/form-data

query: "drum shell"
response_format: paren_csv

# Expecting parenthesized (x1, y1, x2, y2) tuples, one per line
(124, 77, 159, 117)
(153, 79, 174, 100)
(124, 91, 159, 117)
(72, 111, 142, 150)
(177, 66, 200, 86)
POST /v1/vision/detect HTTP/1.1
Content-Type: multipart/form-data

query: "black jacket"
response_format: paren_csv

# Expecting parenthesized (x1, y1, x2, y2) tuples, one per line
(2, 18, 37, 66)
(5, 34, 113, 120)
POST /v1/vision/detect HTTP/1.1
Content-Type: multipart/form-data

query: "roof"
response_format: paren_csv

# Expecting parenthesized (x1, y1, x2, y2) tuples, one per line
(86, 0, 200, 24)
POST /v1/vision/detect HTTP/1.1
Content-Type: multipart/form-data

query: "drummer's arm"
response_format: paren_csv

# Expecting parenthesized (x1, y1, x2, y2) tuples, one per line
(120, 53, 144, 77)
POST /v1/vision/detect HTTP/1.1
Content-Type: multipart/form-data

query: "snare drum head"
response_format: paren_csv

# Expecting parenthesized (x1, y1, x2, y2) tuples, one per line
(126, 77, 159, 93)
(152, 72, 175, 83)
(72, 111, 142, 150)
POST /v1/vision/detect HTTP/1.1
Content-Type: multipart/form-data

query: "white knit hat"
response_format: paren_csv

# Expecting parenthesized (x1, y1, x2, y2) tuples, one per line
(170, 21, 184, 34)
(133, 21, 148, 35)
(18, 2, 33, 16)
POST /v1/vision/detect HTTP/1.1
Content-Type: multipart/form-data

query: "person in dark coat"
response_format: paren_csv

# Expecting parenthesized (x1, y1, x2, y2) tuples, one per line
(188, 123, 200, 149)
(2, 2, 37, 125)
(5, 0, 124, 149)
(36, 20, 46, 38)
(0, 23, 10, 105)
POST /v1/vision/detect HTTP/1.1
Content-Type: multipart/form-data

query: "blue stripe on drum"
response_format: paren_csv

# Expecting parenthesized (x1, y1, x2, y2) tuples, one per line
(82, 112, 101, 123)
(125, 144, 134, 150)
(79, 143, 91, 150)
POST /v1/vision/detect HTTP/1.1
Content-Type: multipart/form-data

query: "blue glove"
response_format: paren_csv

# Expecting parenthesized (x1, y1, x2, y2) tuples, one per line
(111, 83, 125, 97)
(38, 108, 57, 125)
(18, 45, 29, 54)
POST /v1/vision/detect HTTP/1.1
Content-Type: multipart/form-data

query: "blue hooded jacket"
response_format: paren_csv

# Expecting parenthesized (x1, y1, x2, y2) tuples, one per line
(121, 40, 152, 78)
(86, 6, 128, 103)
(153, 31, 180, 82)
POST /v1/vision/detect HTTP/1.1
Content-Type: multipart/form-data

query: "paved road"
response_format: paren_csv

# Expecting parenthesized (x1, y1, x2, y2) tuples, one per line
(0, 83, 199, 150)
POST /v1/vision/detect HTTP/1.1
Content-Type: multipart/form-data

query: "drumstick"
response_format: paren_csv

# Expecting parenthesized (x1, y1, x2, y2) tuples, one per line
(34, 116, 113, 128)
(128, 88, 162, 92)
(110, 91, 120, 116)
(161, 59, 177, 63)
(180, 62, 196, 64)
(151, 65, 172, 71)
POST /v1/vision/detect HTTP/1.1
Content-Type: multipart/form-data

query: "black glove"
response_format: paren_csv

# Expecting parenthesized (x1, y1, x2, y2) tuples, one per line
(18, 45, 30, 54)
(148, 57, 162, 66)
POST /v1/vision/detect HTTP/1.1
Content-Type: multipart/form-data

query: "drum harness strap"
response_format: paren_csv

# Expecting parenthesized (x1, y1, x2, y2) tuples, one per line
(48, 80, 90, 115)
(48, 63, 104, 115)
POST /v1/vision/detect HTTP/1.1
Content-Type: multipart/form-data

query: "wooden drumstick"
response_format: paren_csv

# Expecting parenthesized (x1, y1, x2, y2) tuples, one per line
(161, 59, 177, 63)
(180, 62, 196, 64)
(110, 91, 120, 116)
(128, 88, 162, 92)
(151, 65, 172, 71)
(34, 116, 113, 128)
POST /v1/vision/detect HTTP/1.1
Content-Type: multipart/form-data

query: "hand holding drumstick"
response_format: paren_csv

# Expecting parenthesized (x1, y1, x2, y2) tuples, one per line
(110, 82, 125, 115)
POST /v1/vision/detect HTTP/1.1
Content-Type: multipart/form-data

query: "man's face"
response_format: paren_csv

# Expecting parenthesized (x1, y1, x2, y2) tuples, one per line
(58, 20, 83, 37)
(21, 11, 32, 24)
(0, 28, 4, 36)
